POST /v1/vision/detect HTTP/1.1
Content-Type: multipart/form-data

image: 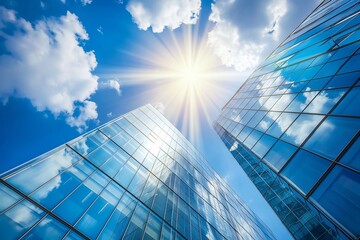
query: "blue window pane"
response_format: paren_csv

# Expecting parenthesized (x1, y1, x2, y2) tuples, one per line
(325, 72, 359, 89)
(76, 182, 123, 238)
(160, 222, 175, 240)
(152, 182, 168, 218)
(100, 149, 129, 177)
(266, 113, 298, 138)
(140, 174, 158, 207)
(143, 212, 162, 240)
(6, 147, 80, 195)
(247, 111, 266, 128)
(72, 131, 107, 155)
(244, 130, 263, 149)
(53, 171, 108, 224)
(271, 93, 297, 111)
(123, 203, 149, 239)
(64, 231, 84, 240)
(98, 192, 137, 240)
(86, 140, 119, 167)
(112, 130, 131, 147)
(133, 146, 148, 164)
(281, 150, 331, 194)
(123, 139, 140, 155)
(333, 87, 360, 116)
(114, 158, 140, 188)
(303, 89, 346, 114)
(101, 122, 122, 138)
(304, 116, 360, 160)
(177, 198, 190, 238)
(0, 183, 21, 212)
(256, 112, 280, 132)
(285, 91, 318, 112)
(339, 136, 360, 171)
(23, 215, 68, 240)
(252, 134, 277, 158)
(127, 166, 149, 197)
(315, 58, 347, 78)
(263, 140, 297, 171)
(311, 166, 360, 238)
(31, 160, 94, 209)
(238, 126, 252, 142)
(281, 114, 323, 146)
(305, 78, 329, 91)
(0, 200, 45, 239)
(338, 54, 360, 74)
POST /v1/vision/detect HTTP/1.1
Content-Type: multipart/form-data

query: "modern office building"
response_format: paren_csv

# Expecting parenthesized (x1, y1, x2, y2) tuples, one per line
(215, 0, 360, 239)
(0, 105, 275, 240)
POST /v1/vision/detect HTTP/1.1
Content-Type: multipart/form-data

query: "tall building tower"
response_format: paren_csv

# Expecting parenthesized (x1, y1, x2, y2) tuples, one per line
(215, 0, 360, 239)
(0, 105, 274, 240)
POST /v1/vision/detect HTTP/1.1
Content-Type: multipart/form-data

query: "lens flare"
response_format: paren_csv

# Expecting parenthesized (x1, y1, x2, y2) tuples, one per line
(101, 25, 246, 145)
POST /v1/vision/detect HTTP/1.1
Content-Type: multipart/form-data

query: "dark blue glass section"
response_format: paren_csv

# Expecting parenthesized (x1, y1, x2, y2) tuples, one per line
(311, 166, 360, 238)
(252, 134, 277, 158)
(0, 200, 45, 239)
(304, 116, 360, 160)
(339, 136, 360, 171)
(22, 215, 69, 240)
(281, 150, 331, 194)
(0, 183, 21, 212)
(263, 140, 297, 171)
(333, 87, 360, 116)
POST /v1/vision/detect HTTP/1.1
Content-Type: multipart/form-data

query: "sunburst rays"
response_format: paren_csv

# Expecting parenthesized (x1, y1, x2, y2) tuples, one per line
(102, 24, 245, 144)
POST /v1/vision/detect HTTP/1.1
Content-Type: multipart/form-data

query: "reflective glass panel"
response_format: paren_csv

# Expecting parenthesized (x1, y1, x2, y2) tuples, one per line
(0, 200, 45, 239)
(6, 147, 80, 195)
(311, 166, 360, 238)
(303, 89, 346, 114)
(0, 183, 21, 212)
(281, 150, 331, 194)
(304, 116, 360, 160)
(252, 134, 277, 158)
(263, 140, 297, 171)
(339, 136, 360, 171)
(333, 87, 360, 116)
(281, 114, 323, 145)
(23, 215, 68, 240)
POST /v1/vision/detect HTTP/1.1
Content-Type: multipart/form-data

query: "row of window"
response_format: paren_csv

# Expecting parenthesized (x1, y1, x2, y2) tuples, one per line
(0, 105, 274, 239)
(215, 126, 350, 239)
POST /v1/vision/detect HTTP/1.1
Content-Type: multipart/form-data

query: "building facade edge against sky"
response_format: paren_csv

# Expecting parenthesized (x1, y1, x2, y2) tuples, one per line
(0, 104, 275, 240)
(215, 0, 360, 239)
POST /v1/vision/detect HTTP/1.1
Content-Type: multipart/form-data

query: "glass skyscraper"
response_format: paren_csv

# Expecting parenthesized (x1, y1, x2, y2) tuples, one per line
(215, 0, 360, 239)
(0, 104, 274, 240)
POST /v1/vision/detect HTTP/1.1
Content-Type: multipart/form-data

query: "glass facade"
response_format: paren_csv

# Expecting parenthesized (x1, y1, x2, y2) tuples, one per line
(0, 104, 274, 240)
(215, 0, 360, 239)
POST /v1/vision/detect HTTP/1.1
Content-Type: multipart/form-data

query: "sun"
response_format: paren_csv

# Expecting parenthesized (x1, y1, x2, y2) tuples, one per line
(104, 25, 242, 144)
(177, 63, 205, 89)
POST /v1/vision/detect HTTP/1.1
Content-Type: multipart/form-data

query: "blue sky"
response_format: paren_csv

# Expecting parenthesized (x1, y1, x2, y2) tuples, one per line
(0, 0, 321, 238)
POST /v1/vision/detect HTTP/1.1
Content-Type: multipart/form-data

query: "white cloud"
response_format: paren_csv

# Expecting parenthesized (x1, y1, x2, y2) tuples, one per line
(126, 0, 201, 33)
(66, 100, 98, 132)
(81, 0, 93, 5)
(0, 8, 99, 132)
(207, 0, 288, 72)
(207, 20, 265, 72)
(264, 0, 287, 40)
(99, 79, 121, 95)
(60, 0, 92, 5)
